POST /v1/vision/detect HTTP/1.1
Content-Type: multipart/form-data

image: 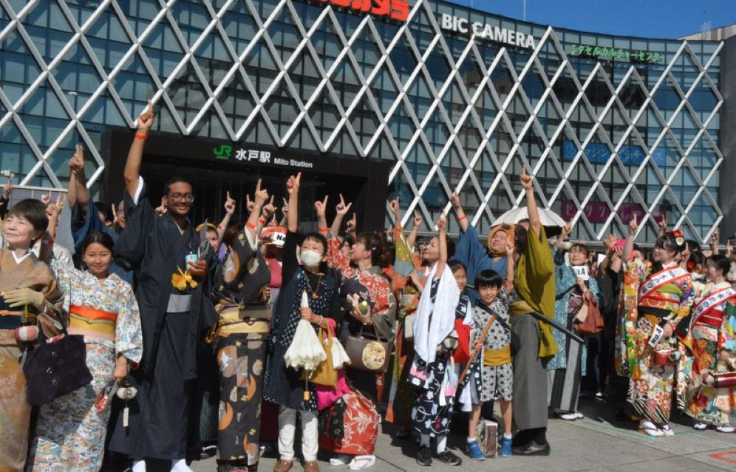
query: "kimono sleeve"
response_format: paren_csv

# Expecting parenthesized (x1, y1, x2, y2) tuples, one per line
(327, 238, 352, 276)
(454, 223, 489, 282)
(371, 282, 397, 342)
(115, 280, 143, 364)
(115, 181, 156, 268)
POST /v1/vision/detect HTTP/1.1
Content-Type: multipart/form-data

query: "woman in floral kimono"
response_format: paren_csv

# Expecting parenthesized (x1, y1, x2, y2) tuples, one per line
(619, 220, 694, 437)
(0, 199, 63, 472)
(684, 255, 736, 432)
(322, 197, 396, 470)
(27, 231, 143, 472)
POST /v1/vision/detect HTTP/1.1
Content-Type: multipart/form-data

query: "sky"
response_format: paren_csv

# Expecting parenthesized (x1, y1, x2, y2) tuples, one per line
(446, 0, 736, 39)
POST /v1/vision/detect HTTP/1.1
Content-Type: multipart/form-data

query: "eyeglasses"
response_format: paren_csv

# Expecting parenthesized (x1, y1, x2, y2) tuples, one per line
(168, 193, 195, 203)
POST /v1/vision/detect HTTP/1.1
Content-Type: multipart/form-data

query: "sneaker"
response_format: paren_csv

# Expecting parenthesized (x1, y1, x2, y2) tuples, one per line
(499, 436, 512, 457)
(466, 440, 485, 461)
(435, 450, 462, 466)
(416, 446, 432, 466)
(716, 424, 735, 433)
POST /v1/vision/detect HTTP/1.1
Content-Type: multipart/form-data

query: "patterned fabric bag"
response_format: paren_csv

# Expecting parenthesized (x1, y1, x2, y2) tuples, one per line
(319, 389, 380, 455)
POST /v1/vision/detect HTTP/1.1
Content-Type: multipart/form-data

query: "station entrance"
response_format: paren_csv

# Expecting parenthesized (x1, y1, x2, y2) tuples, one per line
(100, 128, 392, 232)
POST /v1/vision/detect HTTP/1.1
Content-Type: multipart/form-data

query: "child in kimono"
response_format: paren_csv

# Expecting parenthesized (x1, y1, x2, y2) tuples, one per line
(466, 245, 515, 460)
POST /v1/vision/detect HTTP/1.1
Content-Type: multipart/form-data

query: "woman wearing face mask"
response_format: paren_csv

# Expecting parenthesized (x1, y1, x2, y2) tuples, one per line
(547, 234, 601, 421)
(619, 219, 694, 437)
(319, 196, 396, 470)
(683, 255, 736, 433)
(0, 199, 64, 472)
(26, 231, 142, 472)
(263, 173, 342, 472)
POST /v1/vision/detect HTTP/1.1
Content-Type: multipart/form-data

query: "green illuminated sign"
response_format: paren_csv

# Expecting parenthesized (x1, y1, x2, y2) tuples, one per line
(568, 44, 665, 64)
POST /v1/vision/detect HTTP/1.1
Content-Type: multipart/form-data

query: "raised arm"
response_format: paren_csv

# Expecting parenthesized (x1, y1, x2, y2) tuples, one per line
(520, 167, 541, 236)
(504, 239, 515, 292)
(287, 173, 301, 233)
(314, 195, 329, 235)
(68, 144, 91, 212)
(407, 211, 422, 250)
(623, 215, 638, 263)
(124, 101, 154, 199)
(434, 215, 447, 279)
(246, 180, 268, 241)
(44, 193, 62, 240)
(330, 194, 352, 237)
(450, 192, 469, 232)
(219, 191, 236, 242)
(710, 228, 719, 255)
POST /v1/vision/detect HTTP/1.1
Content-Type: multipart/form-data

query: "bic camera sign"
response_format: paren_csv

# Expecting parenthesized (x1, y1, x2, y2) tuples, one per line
(440, 14, 536, 49)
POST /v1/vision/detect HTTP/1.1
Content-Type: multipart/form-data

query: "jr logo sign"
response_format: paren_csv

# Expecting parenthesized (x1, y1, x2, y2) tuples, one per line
(213, 145, 232, 160)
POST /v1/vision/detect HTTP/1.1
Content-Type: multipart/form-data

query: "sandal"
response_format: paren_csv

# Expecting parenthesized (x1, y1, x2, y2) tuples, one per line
(659, 424, 674, 437)
(349, 455, 376, 470)
(693, 422, 708, 431)
(330, 455, 352, 466)
(639, 421, 663, 437)
(716, 424, 736, 433)
(558, 412, 578, 421)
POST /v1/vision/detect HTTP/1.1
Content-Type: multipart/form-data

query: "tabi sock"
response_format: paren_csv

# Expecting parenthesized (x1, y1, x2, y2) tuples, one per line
(436, 434, 447, 454)
(132, 460, 147, 472)
(171, 459, 193, 472)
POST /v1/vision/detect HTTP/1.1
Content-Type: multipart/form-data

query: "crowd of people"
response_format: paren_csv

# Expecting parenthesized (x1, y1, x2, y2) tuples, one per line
(0, 103, 735, 472)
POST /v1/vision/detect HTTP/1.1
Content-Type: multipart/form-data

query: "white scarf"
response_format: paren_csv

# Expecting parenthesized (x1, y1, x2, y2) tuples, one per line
(414, 263, 461, 364)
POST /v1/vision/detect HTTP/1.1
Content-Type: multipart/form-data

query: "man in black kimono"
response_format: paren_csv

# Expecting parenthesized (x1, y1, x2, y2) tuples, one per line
(108, 103, 214, 472)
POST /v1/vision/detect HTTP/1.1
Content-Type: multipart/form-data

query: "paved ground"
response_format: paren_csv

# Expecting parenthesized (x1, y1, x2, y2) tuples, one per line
(115, 397, 736, 472)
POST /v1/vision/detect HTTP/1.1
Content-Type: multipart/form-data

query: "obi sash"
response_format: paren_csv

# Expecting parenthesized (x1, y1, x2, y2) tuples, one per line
(207, 304, 270, 341)
(68, 305, 117, 341)
(692, 288, 736, 328)
(639, 266, 689, 309)
(483, 345, 512, 366)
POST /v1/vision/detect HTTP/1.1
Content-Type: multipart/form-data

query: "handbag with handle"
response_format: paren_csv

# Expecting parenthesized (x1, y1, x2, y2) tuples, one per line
(345, 322, 393, 373)
(573, 297, 604, 335)
(302, 327, 339, 388)
(23, 314, 93, 407)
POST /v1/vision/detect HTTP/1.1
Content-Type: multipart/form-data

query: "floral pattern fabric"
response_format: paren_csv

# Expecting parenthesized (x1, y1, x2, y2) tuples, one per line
(319, 389, 380, 455)
(620, 260, 694, 425)
(683, 287, 736, 426)
(26, 265, 142, 472)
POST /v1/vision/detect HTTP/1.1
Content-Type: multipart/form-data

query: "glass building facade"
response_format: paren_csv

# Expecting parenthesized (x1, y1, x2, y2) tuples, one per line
(0, 0, 727, 244)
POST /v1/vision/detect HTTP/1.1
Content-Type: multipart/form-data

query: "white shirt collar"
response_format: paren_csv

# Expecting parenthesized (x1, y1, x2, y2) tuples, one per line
(11, 250, 32, 264)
